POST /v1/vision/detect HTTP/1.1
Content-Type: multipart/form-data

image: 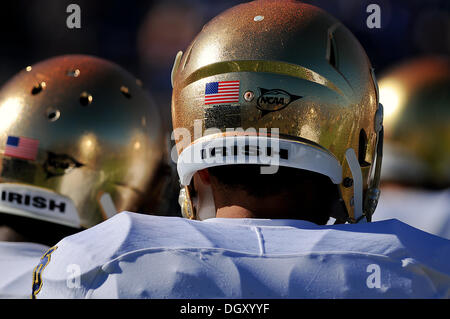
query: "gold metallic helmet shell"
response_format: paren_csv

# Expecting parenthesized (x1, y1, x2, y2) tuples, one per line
(0, 55, 166, 229)
(171, 1, 383, 223)
(378, 56, 450, 188)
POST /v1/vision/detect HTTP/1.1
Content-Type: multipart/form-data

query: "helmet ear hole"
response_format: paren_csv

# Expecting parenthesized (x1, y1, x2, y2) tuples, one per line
(358, 129, 369, 166)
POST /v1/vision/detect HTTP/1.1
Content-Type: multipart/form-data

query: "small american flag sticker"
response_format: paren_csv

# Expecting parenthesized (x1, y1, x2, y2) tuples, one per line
(4, 136, 39, 161)
(204, 80, 240, 105)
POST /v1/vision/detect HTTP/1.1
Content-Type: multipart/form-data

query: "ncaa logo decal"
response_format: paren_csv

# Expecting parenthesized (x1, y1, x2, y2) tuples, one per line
(43, 152, 84, 179)
(256, 88, 302, 116)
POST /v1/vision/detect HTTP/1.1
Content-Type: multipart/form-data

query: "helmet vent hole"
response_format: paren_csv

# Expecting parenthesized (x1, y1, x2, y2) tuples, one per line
(31, 82, 46, 95)
(67, 69, 80, 77)
(120, 86, 131, 98)
(46, 108, 61, 122)
(358, 129, 370, 166)
(80, 92, 93, 106)
(254, 15, 264, 22)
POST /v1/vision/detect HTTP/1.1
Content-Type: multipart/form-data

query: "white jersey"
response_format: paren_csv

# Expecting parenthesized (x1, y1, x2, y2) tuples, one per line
(0, 241, 50, 298)
(373, 188, 450, 240)
(33, 212, 450, 299)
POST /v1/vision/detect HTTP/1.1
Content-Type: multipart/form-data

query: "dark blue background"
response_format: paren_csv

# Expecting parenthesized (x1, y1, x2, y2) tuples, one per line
(0, 0, 448, 125)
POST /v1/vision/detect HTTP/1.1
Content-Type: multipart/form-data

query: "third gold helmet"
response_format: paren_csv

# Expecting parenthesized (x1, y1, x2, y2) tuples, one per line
(378, 56, 450, 188)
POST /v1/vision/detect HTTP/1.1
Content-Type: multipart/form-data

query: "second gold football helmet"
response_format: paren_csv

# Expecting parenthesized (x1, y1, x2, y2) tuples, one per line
(0, 55, 167, 229)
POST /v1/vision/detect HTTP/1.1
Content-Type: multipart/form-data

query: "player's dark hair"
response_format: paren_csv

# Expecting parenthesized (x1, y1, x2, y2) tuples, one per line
(207, 165, 342, 225)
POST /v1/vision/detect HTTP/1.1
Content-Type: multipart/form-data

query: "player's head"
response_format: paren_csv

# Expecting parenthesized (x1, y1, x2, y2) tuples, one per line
(378, 56, 450, 189)
(171, 1, 383, 223)
(0, 55, 167, 243)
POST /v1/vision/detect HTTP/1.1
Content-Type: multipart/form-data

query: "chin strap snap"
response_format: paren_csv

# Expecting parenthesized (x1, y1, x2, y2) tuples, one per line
(178, 186, 195, 219)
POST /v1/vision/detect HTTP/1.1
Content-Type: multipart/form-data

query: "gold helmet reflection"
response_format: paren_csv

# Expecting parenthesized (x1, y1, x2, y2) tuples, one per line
(171, 1, 383, 223)
(0, 55, 167, 229)
(378, 56, 450, 188)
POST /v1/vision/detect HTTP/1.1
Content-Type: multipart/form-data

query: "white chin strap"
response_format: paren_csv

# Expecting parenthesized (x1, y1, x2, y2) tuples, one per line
(177, 135, 347, 220)
(177, 136, 343, 186)
(345, 148, 364, 223)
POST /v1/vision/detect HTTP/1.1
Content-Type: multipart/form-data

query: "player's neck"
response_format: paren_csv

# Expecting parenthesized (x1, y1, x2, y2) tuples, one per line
(215, 205, 259, 218)
(0, 225, 29, 242)
(213, 193, 302, 220)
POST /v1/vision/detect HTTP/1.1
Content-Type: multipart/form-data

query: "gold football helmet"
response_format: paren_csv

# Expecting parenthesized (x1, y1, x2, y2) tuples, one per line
(378, 56, 450, 188)
(0, 55, 167, 229)
(171, 1, 383, 223)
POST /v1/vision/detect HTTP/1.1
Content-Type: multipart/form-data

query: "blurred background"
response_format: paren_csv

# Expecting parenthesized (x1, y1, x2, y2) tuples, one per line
(0, 0, 449, 129)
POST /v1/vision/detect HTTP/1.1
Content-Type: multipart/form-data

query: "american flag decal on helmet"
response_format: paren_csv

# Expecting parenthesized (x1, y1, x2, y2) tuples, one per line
(204, 81, 240, 105)
(4, 136, 39, 161)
